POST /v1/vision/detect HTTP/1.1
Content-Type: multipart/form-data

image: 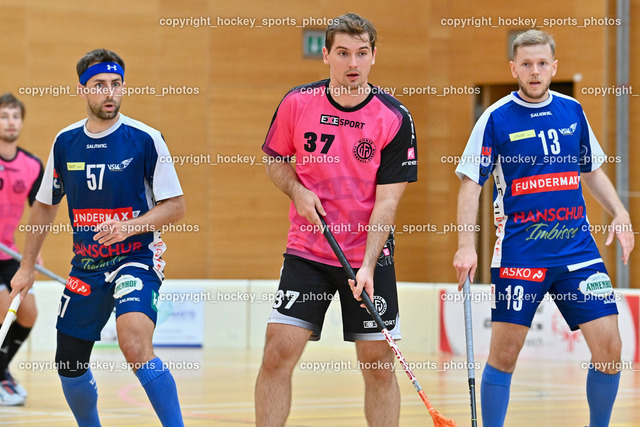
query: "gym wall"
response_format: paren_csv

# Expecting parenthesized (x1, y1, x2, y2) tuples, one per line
(1, 0, 636, 286)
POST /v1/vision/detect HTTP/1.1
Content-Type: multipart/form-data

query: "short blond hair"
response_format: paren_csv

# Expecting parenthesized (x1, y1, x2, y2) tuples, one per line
(512, 29, 556, 59)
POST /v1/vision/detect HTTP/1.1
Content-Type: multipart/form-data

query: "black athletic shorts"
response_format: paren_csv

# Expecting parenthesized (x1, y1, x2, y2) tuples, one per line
(0, 259, 20, 292)
(267, 253, 401, 342)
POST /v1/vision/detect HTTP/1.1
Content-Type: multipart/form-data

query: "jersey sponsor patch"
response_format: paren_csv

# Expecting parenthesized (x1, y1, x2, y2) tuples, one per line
(86, 143, 108, 149)
(0, 165, 19, 172)
(376, 234, 395, 267)
(362, 318, 396, 329)
(66, 276, 91, 296)
(67, 162, 85, 171)
(118, 296, 141, 304)
(73, 241, 142, 258)
(113, 274, 143, 299)
(73, 207, 135, 227)
(319, 114, 366, 129)
(512, 206, 584, 224)
(508, 129, 536, 141)
(512, 171, 579, 196)
(578, 272, 613, 297)
(530, 111, 552, 118)
(363, 320, 377, 329)
(499, 267, 547, 282)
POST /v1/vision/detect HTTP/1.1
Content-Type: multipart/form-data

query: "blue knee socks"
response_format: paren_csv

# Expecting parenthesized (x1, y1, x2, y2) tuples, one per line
(59, 370, 101, 426)
(586, 367, 620, 427)
(481, 364, 512, 427)
(135, 357, 184, 426)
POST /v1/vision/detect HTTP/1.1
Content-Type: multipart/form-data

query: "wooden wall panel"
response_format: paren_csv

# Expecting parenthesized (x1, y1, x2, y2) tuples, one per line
(629, 1, 640, 285)
(1, 0, 636, 286)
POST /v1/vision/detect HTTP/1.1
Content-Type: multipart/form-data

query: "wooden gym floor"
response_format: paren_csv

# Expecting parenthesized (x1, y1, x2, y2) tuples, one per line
(0, 346, 639, 426)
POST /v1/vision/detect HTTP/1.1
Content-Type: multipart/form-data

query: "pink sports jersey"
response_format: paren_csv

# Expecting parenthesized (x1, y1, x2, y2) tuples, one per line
(0, 148, 44, 260)
(263, 79, 417, 267)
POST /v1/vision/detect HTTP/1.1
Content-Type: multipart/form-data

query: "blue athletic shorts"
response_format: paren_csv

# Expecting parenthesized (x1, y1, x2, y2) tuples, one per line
(56, 263, 161, 341)
(490, 262, 618, 331)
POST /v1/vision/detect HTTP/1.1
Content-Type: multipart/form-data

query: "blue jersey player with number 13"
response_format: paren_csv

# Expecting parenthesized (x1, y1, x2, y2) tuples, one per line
(11, 49, 186, 426)
(454, 30, 634, 427)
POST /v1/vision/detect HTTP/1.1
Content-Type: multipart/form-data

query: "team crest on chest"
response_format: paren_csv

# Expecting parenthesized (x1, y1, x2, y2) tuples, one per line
(13, 179, 26, 194)
(108, 157, 134, 172)
(559, 122, 577, 136)
(353, 138, 375, 163)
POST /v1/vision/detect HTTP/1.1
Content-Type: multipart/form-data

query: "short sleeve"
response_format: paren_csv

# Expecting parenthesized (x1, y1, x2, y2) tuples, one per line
(36, 139, 65, 205)
(455, 110, 497, 186)
(376, 105, 418, 184)
(578, 109, 605, 173)
(147, 134, 183, 202)
(262, 91, 297, 159)
(28, 158, 44, 206)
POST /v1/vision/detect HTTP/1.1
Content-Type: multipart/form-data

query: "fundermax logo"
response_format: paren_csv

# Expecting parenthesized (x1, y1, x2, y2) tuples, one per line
(512, 172, 579, 196)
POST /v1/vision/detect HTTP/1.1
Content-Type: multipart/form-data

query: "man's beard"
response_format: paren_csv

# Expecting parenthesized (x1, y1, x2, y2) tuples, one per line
(518, 78, 551, 101)
(89, 101, 120, 120)
(0, 134, 18, 143)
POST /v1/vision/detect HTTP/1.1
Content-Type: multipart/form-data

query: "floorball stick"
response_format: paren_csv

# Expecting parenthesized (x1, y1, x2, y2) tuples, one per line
(0, 242, 66, 285)
(0, 296, 21, 347)
(318, 214, 456, 426)
(0, 242, 66, 346)
(463, 276, 478, 427)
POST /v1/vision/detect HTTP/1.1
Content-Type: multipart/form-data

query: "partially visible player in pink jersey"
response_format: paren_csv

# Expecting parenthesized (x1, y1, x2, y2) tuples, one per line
(256, 13, 417, 426)
(0, 93, 43, 405)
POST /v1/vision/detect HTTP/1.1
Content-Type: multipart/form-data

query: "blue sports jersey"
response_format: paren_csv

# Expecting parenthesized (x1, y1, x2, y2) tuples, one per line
(37, 114, 183, 276)
(456, 91, 604, 268)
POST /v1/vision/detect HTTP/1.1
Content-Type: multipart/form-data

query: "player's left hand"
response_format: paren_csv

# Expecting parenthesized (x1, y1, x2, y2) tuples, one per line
(93, 219, 130, 245)
(606, 214, 634, 264)
(349, 264, 375, 308)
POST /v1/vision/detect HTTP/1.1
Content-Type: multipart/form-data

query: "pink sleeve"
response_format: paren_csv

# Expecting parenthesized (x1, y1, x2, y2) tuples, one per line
(262, 91, 297, 158)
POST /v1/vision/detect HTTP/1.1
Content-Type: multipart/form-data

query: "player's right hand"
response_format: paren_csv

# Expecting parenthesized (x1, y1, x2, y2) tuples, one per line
(291, 186, 326, 226)
(453, 246, 477, 291)
(9, 267, 36, 300)
(605, 214, 634, 264)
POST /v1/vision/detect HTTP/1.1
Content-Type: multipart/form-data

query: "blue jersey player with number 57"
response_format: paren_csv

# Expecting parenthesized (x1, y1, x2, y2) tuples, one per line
(11, 49, 185, 426)
(453, 30, 634, 427)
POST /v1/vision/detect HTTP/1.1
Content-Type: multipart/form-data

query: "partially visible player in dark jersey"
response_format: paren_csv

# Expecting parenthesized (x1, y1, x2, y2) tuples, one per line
(10, 49, 186, 426)
(0, 93, 43, 406)
(255, 13, 417, 427)
(453, 30, 634, 427)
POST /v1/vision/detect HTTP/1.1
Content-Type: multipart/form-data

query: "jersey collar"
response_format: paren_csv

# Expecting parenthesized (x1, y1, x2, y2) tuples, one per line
(83, 114, 125, 139)
(510, 91, 553, 108)
(325, 81, 375, 112)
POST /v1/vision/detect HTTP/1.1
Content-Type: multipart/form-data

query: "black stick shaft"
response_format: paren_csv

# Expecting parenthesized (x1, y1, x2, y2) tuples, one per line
(318, 215, 385, 331)
(469, 378, 477, 426)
